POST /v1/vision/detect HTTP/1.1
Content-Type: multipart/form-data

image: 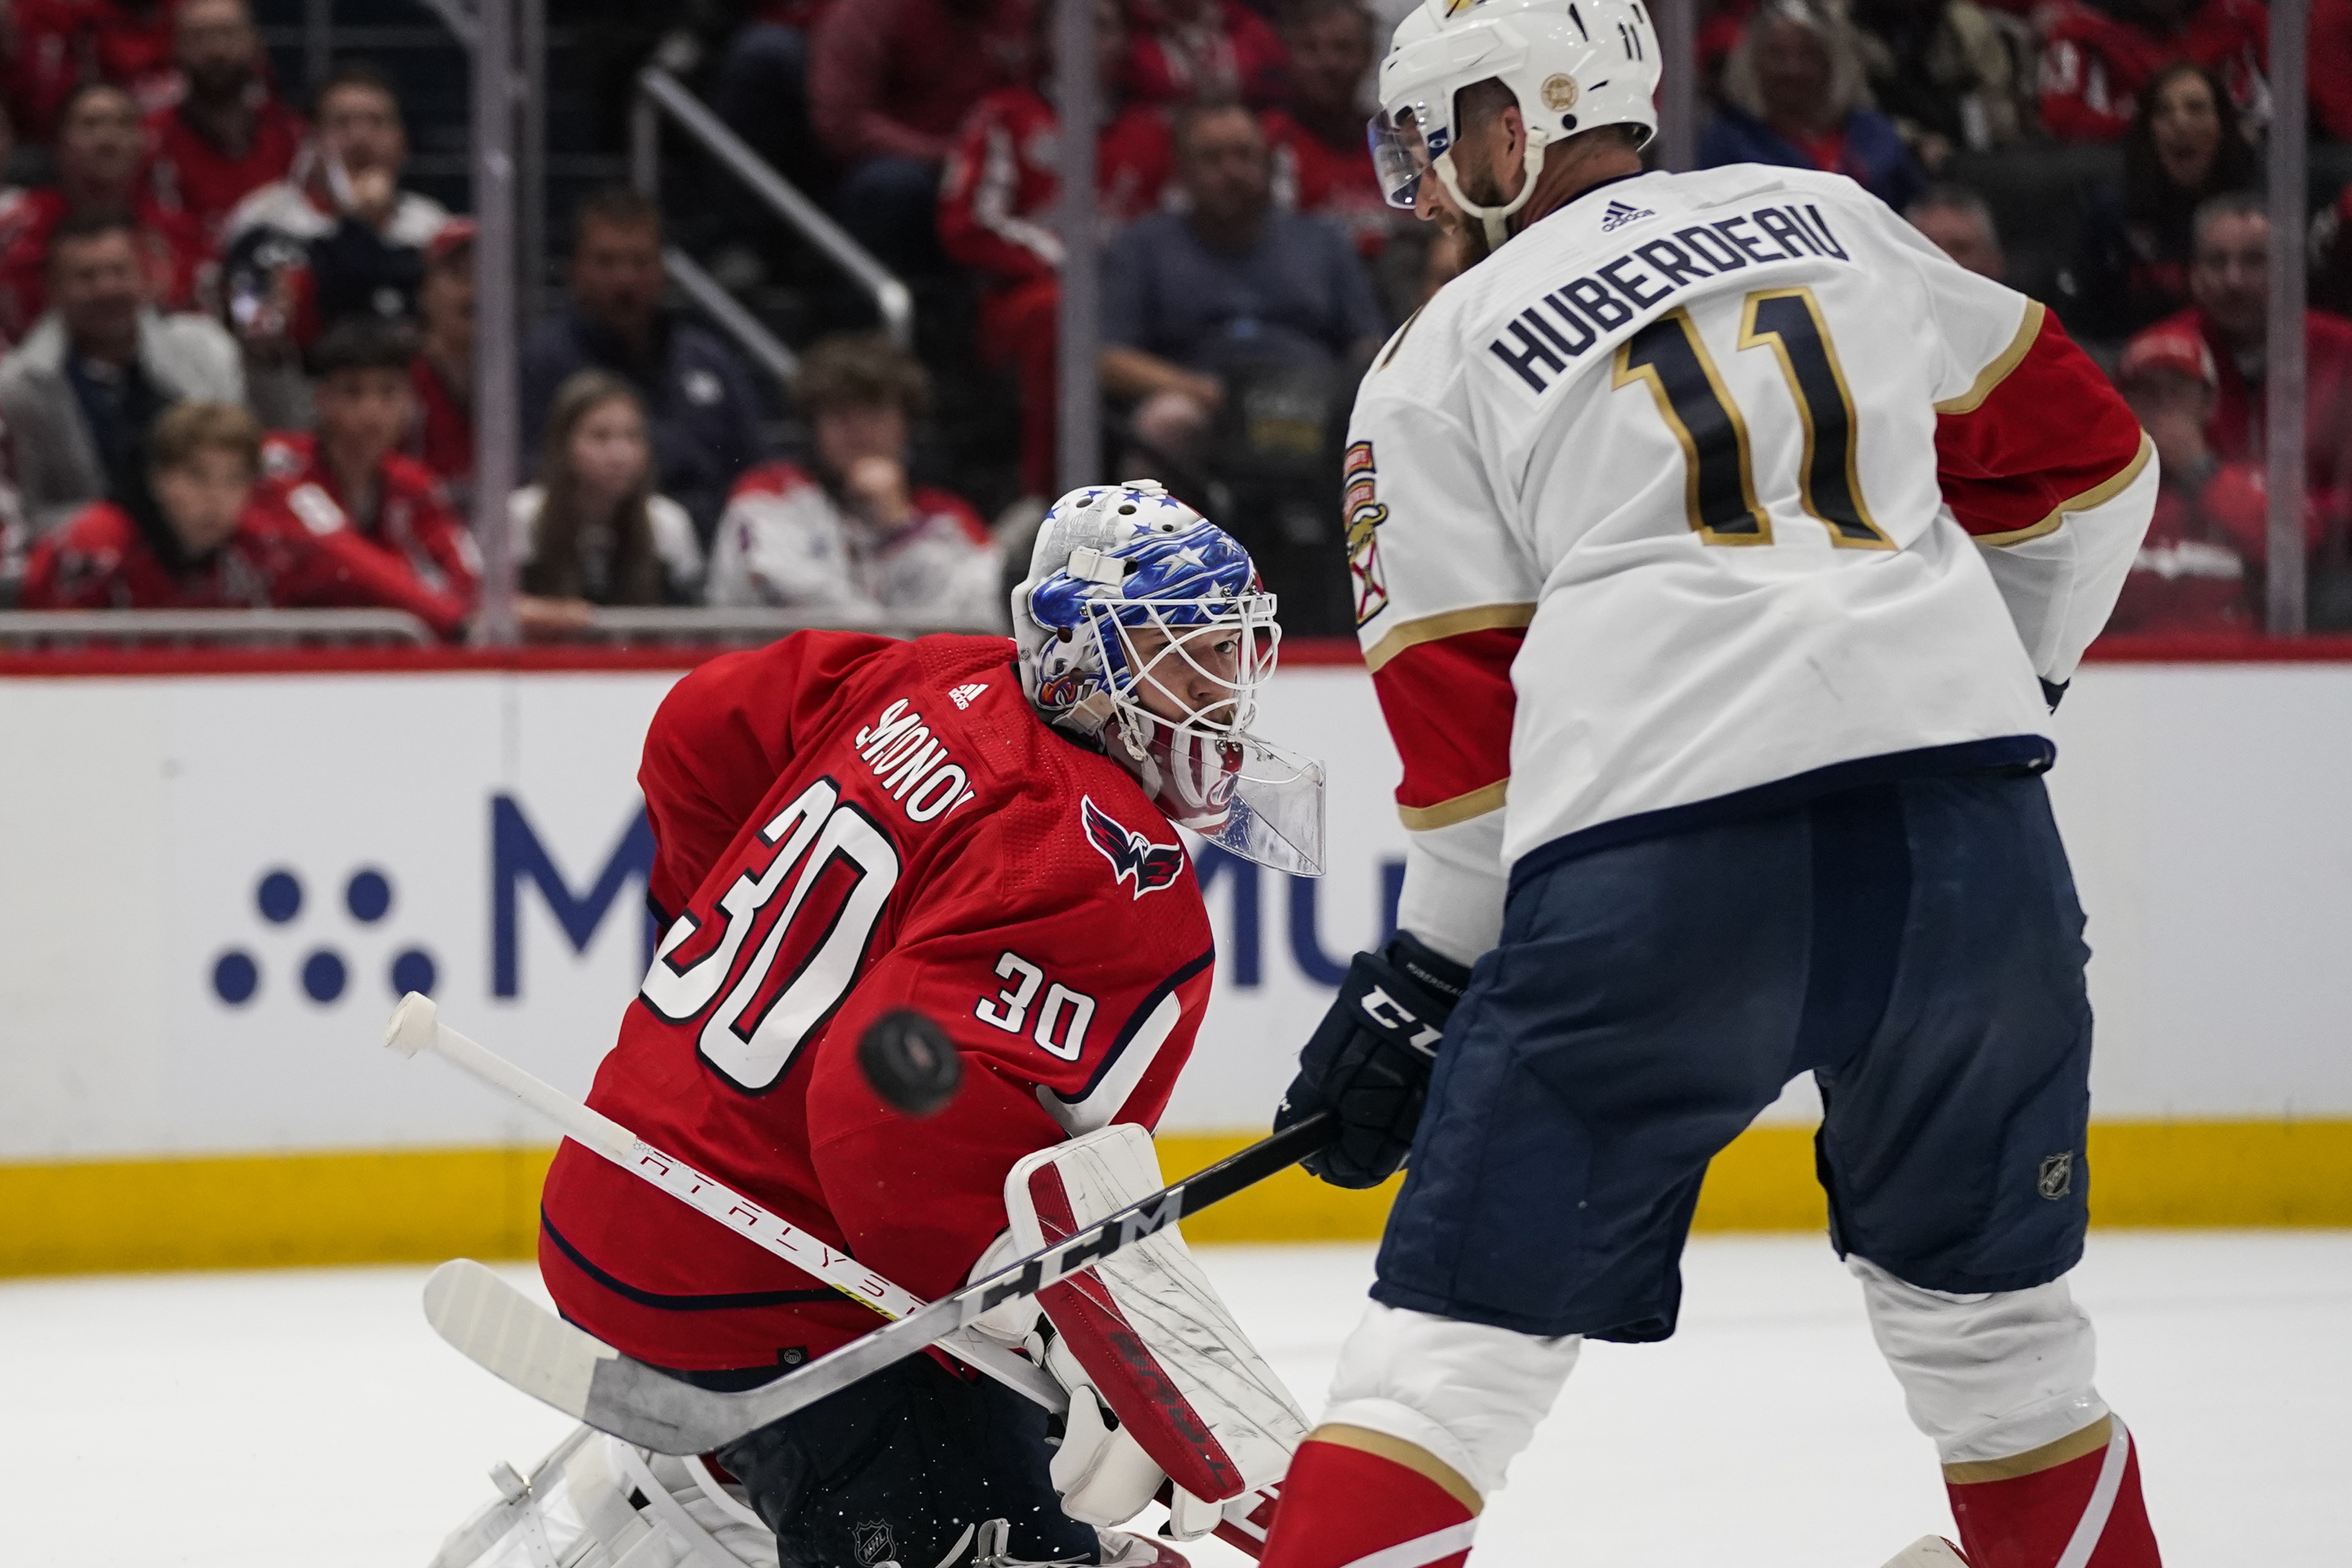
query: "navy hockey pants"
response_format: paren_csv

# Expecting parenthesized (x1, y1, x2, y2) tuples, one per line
(1372, 769, 2095, 1342)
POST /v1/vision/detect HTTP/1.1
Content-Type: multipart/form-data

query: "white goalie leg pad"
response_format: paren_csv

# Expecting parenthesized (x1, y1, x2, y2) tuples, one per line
(1852, 1255, 2109, 1465)
(1319, 1301, 1582, 1499)
(1007, 1124, 1310, 1525)
(429, 1425, 779, 1568)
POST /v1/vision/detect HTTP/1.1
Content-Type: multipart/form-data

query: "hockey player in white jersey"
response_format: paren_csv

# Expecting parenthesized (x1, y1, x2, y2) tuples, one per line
(1260, 3, 2161, 1566)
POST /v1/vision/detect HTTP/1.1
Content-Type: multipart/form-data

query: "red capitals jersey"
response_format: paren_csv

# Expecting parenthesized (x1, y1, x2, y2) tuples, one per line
(539, 633, 1218, 1373)
(2034, 0, 2268, 142)
(0, 188, 216, 343)
(144, 94, 307, 239)
(1119, 0, 1289, 109)
(938, 87, 1174, 292)
(80, 0, 183, 117)
(1263, 108, 1395, 260)
(19, 493, 471, 636)
(405, 353, 474, 501)
(260, 431, 482, 608)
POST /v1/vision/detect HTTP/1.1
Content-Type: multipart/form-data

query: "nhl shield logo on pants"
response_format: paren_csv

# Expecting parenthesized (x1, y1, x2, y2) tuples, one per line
(2037, 1151, 2075, 1200)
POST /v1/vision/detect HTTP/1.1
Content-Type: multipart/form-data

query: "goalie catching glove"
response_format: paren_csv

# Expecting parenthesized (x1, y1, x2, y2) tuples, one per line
(978, 1123, 1310, 1538)
(1274, 932, 1471, 1189)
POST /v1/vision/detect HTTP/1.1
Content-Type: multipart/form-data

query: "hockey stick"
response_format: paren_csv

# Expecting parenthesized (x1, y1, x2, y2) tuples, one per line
(382, 993, 1062, 1411)
(420, 1108, 1337, 1457)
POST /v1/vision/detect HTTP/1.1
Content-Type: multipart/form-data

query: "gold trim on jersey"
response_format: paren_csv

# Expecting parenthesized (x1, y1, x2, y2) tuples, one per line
(1942, 1416, 2114, 1485)
(1398, 778, 1508, 831)
(1377, 304, 1427, 371)
(1737, 287, 1895, 550)
(1934, 300, 2047, 416)
(1362, 603, 1537, 675)
(1976, 433, 2155, 547)
(1611, 306, 1773, 546)
(1309, 1424, 1486, 1512)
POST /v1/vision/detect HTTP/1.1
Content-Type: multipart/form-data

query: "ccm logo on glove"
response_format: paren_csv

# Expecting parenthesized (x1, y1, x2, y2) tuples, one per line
(1358, 987, 1443, 1056)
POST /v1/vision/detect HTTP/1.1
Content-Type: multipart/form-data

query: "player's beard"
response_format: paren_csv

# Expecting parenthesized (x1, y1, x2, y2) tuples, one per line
(1439, 156, 1516, 269)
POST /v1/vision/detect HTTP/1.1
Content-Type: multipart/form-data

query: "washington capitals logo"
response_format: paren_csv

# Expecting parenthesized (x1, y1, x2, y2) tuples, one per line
(1081, 795, 1186, 899)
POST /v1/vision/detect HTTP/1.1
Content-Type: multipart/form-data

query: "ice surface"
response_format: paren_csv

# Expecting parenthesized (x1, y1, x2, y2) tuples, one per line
(1, 1232, 2340, 1564)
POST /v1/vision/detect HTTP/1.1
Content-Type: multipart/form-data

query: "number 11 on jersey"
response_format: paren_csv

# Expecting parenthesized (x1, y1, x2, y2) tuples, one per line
(1613, 286, 1894, 552)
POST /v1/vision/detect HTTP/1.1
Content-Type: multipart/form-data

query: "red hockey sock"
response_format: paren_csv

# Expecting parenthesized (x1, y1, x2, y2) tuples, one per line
(1258, 1428, 1480, 1568)
(1945, 1418, 2160, 1567)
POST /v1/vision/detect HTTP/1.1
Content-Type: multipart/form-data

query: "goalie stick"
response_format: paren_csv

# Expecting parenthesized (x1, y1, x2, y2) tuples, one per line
(382, 992, 1060, 1410)
(419, 1108, 1335, 1456)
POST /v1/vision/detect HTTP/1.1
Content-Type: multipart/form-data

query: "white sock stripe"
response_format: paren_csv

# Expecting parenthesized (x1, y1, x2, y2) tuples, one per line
(2051, 1421, 2131, 1568)
(1337, 1519, 1481, 1568)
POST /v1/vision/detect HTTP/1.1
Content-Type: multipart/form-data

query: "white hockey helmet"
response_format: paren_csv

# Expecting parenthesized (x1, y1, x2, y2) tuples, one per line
(1371, 0, 1662, 246)
(1010, 481, 1324, 876)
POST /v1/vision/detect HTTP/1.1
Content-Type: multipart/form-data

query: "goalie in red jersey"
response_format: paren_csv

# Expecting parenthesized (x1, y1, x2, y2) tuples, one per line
(442, 483, 1323, 1568)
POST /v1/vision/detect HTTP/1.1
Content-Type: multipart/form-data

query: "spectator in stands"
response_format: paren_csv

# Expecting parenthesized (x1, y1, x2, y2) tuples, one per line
(1099, 101, 1385, 469)
(79, 0, 181, 117)
(809, 0, 1037, 275)
(938, 0, 1172, 500)
(705, 333, 1001, 626)
(18, 399, 470, 636)
(145, 0, 306, 240)
(2035, 0, 2267, 143)
(1849, 0, 2029, 164)
(408, 220, 475, 508)
(1264, 0, 1394, 259)
(2127, 195, 2352, 569)
(1122, 0, 1290, 110)
(510, 370, 704, 638)
(1907, 183, 2007, 280)
(520, 188, 766, 543)
(0, 82, 216, 343)
(223, 61, 451, 371)
(4, 0, 88, 143)
(261, 317, 479, 612)
(2103, 322, 2259, 634)
(2315, 0, 2352, 142)
(712, 1, 837, 198)
(1702, 0, 1927, 213)
(0, 210, 242, 537)
(2066, 62, 2258, 341)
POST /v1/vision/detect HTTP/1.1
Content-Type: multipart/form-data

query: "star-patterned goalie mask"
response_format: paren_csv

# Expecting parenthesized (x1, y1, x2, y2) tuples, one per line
(1012, 482, 1325, 876)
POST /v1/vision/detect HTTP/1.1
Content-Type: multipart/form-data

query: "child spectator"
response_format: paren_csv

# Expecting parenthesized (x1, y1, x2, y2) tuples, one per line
(1121, 0, 1290, 110)
(1849, 0, 2030, 163)
(0, 81, 216, 343)
(2035, 0, 2267, 143)
(261, 316, 479, 611)
(938, 0, 1172, 500)
(521, 189, 766, 543)
(0, 209, 241, 536)
(144, 0, 306, 240)
(407, 220, 474, 507)
(705, 334, 1000, 627)
(510, 370, 704, 639)
(2066, 62, 2258, 340)
(19, 398, 469, 636)
(1702, 0, 1927, 213)
(2103, 321, 2260, 634)
(1263, 0, 1394, 258)
(223, 62, 451, 356)
(808, 0, 1037, 275)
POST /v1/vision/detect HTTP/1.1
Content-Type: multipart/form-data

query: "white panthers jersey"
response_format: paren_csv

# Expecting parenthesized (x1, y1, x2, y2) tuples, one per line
(1347, 165, 2155, 959)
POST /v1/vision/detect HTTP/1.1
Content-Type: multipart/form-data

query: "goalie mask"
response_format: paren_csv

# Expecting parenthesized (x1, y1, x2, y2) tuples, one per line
(1011, 482, 1324, 877)
(1370, 0, 1661, 250)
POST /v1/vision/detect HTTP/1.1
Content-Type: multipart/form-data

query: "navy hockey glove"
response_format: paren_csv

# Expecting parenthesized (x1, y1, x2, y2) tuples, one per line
(1275, 932, 1472, 1190)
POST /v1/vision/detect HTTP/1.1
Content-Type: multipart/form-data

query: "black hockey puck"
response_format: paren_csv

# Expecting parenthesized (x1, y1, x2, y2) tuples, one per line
(858, 1009, 963, 1118)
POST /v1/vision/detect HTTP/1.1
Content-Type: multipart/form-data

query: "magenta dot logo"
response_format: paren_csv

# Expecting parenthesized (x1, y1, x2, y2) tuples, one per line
(213, 866, 436, 1007)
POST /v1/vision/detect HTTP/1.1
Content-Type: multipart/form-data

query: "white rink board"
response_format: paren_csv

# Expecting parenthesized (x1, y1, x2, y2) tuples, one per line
(1, 659, 2347, 1163)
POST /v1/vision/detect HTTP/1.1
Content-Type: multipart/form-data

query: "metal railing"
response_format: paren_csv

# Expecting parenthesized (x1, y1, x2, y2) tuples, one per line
(631, 66, 914, 353)
(0, 609, 438, 648)
(577, 607, 1001, 645)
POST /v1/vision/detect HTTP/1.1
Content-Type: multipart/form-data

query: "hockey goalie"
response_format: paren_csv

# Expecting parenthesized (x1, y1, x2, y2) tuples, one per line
(429, 483, 1323, 1568)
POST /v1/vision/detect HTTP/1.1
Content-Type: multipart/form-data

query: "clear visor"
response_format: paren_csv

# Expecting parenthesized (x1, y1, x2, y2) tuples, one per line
(1368, 103, 1443, 210)
(1165, 730, 1327, 877)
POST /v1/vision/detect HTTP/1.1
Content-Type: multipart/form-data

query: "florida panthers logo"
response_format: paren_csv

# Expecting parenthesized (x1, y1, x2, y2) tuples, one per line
(1344, 440, 1390, 629)
(1081, 795, 1187, 899)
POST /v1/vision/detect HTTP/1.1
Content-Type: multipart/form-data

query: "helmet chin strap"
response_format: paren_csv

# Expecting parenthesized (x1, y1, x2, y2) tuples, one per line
(1432, 135, 1549, 252)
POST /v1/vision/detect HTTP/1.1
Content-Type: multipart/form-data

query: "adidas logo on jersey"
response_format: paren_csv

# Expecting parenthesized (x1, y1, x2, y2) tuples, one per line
(949, 682, 988, 709)
(1600, 199, 1655, 232)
